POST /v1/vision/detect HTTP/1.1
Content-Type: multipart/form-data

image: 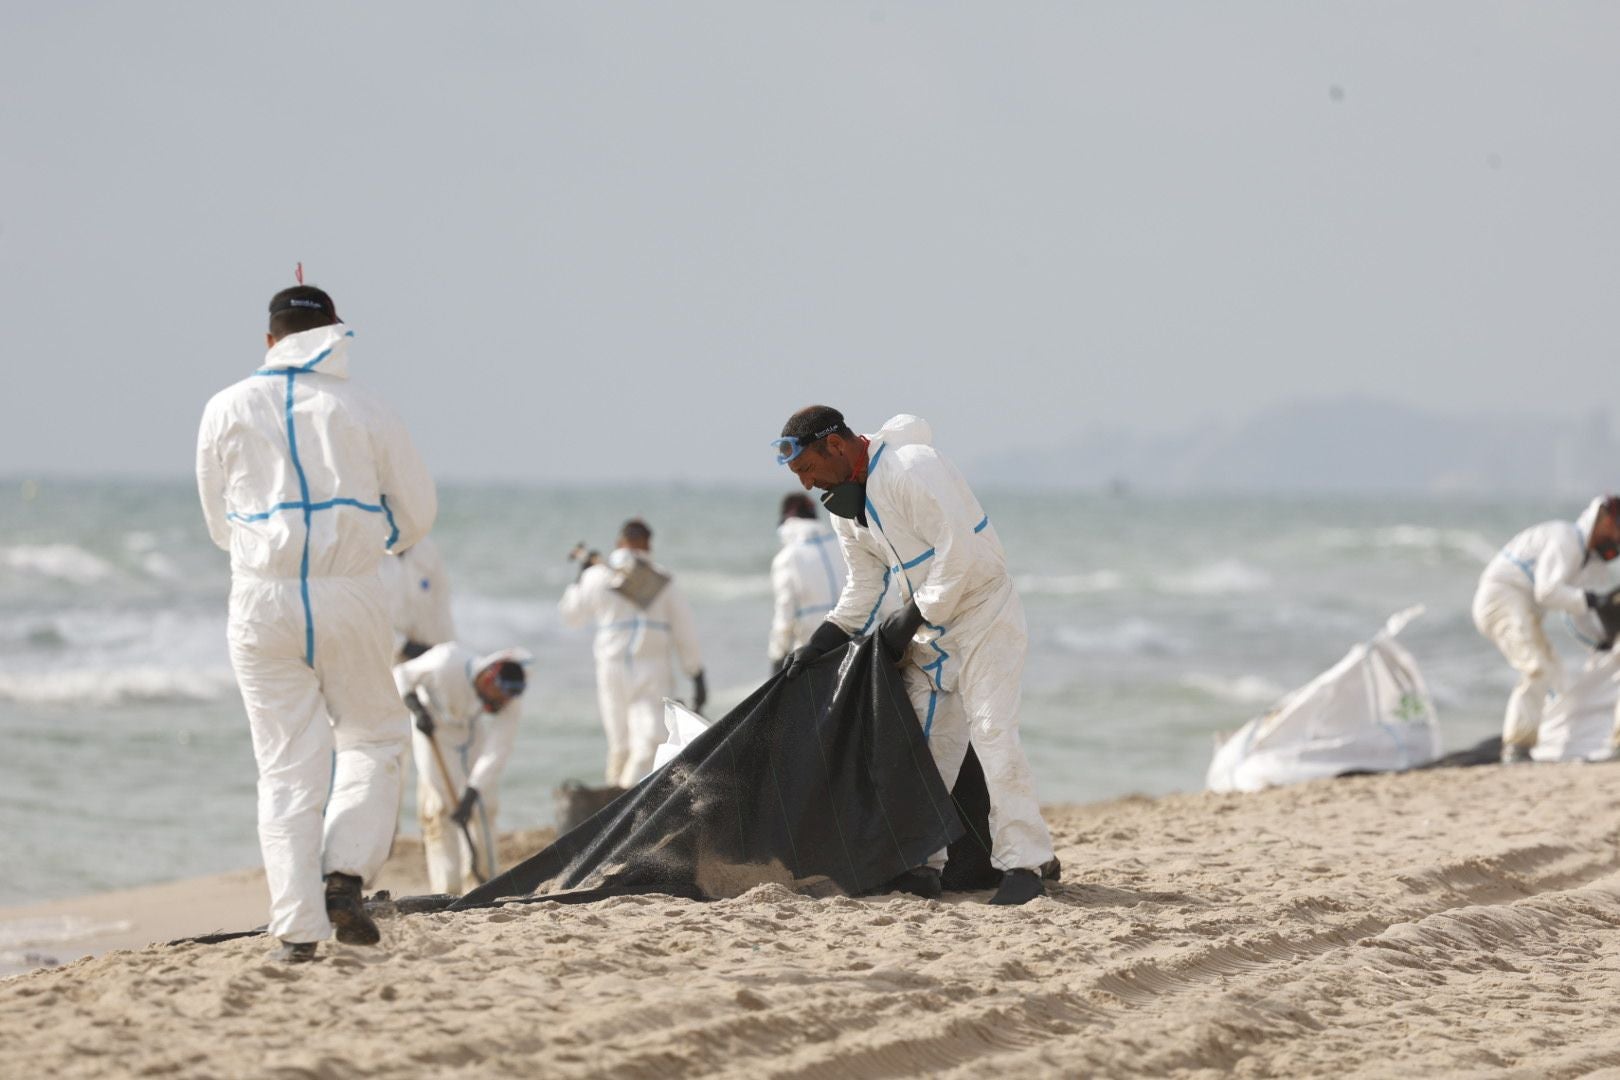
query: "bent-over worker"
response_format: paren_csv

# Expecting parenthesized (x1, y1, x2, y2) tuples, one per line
(1474, 495, 1620, 763)
(396, 644, 529, 894)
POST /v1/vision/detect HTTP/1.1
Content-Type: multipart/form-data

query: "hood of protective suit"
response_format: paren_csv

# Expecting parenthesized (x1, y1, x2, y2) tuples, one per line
(777, 516, 830, 546)
(473, 647, 534, 676)
(870, 414, 932, 451)
(1577, 497, 1606, 547)
(259, 324, 353, 378)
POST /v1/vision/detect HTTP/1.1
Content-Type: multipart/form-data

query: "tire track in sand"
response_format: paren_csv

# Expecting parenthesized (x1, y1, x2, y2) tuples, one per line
(641, 835, 1620, 1079)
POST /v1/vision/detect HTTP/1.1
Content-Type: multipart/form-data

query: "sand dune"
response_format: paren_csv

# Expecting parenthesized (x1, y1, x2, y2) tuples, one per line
(6, 765, 1620, 1077)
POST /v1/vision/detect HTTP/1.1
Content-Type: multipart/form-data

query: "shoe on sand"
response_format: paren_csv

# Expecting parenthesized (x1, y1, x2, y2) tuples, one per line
(324, 872, 381, 946)
(1501, 744, 1533, 765)
(881, 866, 942, 900)
(273, 940, 319, 964)
(989, 868, 1044, 906)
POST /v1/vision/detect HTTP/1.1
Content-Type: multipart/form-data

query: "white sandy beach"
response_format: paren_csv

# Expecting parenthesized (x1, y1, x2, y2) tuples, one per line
(6, 765, 1620, 1078)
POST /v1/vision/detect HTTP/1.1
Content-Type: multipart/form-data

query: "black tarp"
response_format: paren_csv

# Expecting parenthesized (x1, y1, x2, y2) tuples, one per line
(452, 637, 966, 908)
(1337, 736, 1505, 778)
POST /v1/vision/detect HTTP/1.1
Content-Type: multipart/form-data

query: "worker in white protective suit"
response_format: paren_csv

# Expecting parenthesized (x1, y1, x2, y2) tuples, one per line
(395, 645, 529, 894)
(1473, 495, 1620, 763)
(767, 493, 851, 672)
(559, 518, 706, 788)
(774, 406, 1054, 906)
(379, 534, 457, 661)
(196, 284, 436, 963)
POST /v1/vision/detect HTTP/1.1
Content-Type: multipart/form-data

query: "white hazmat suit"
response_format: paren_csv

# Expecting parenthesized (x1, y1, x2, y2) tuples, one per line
(379, 534, 456, 658)
(394, 644, 525, 894)
(768, 516, 849, 667)
(196, 324, 436, 943)
(1473, 497, 1609, 751)
(559, 554, 703, 787)
(826, 415, 1054, 874)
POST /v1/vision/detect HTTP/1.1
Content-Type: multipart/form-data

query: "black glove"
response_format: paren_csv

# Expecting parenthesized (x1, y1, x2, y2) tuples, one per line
(1588, 588, 1620, 648)
(878, 600, 927, 662)
(783, 621, 852, 680)
(451, 787, 480, 827)
(404, 692, 434, 736)
(691, 670, 708, 715)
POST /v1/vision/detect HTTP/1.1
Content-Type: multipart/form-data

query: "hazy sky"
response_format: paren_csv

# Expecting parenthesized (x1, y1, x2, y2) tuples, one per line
(3, 3, 1616, 483)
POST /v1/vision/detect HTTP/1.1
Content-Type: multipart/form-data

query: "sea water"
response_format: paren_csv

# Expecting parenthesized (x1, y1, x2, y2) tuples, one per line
(0, 479, 1587, 905)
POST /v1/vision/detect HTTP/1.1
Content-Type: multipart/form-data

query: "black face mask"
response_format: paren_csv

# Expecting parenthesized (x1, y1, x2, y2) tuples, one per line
(820, 482, 866, 525)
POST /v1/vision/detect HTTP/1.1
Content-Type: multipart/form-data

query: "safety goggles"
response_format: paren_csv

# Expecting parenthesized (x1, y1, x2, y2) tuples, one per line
(772, 424, 841, 465)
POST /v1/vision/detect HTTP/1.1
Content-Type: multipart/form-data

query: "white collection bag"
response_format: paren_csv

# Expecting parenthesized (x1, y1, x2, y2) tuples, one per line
(1207, 606, 1441, 793)
(652, 699, 711, 771)
(1532, 647, 1619, 762)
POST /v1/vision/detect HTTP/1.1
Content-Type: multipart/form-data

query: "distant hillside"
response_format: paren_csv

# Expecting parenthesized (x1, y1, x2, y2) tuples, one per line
(974, 397, 1616, 495)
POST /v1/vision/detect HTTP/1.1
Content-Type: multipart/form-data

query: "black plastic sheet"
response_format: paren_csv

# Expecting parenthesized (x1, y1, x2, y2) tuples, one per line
(452, 637, 964, 908)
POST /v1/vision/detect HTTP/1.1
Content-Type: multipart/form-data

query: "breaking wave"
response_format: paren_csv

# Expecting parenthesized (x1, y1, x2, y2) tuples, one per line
(1181, 673, 1290, 706)
(1054, 618, 1187, 657)
(1158, 560, 1272, 596)
(0, 544, 117, 586)
(0, 667, 238, 707)
(1016, 571, 1127, 596)
(1316, 525, 1497, 564)
(678, 572, 772, 601)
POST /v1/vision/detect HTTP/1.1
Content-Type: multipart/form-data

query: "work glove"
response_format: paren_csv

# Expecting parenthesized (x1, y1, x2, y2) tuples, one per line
(1587, 587, 1620, 649)
(878, 600, 927, 662)
(691, 670, 708, 715)
(451, 787, 480, 827)
(783, 621, 852, 680)
(404, 692, 435, 737)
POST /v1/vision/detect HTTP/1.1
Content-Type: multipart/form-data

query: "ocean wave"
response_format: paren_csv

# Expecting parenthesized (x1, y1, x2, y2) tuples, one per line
(0, 544, 116, 586)
(1054, 619, 1186, 657)
(1317, 525, 1497, 564)
(1181, 673, 1290, 706)
(452, 593, 555, 641)
(1016, 571, 1127, 596)
(1157, 560, 1272, 596)
(0, 666, 237, 706)
(138, 552, 184, 581)
(677, 572, 772, 601)
(0, 915, 133, 951)
(0, 608, 225, 656)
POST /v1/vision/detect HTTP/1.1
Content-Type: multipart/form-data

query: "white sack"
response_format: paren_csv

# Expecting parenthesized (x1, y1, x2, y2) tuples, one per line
(653, 699, 711, 771)
(1207, 606, 1441, 793)
(1532, 648, 1619, 762)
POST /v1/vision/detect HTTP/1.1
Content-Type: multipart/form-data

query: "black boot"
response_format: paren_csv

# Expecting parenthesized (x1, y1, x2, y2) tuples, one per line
(988, 868, 1044, 906)
(272, 939, 319, 963)
(324, 872, 381, 946)
(880, 866, 942, 900)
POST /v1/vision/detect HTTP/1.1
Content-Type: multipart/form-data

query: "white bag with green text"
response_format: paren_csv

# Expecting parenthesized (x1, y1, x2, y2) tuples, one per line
(1207, 607, 1440, 793)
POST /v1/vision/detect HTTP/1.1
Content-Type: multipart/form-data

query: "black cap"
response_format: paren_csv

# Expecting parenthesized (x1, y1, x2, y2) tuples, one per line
(269, 285, 339, 321)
